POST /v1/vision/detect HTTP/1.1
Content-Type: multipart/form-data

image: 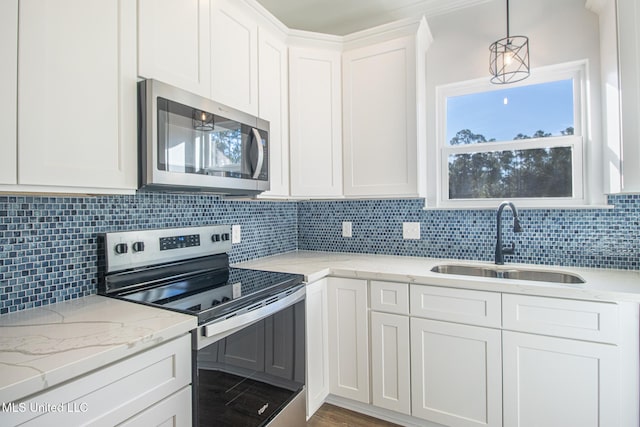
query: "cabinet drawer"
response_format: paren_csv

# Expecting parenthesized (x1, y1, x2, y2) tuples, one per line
(370, 281, 409, 314)
(410, 285, 501, 328)
(7, 334, 192, 426)
(503, 294, 619, 343)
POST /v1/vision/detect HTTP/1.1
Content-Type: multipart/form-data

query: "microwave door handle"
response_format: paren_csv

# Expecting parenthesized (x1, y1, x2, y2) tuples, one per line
(251, 127, 264, 179)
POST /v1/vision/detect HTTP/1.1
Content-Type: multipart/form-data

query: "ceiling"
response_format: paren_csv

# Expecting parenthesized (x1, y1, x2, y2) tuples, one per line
(255, 0, 492, 35)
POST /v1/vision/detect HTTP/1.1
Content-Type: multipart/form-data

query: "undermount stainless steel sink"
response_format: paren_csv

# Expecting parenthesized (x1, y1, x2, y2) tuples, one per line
(431, 264, 585, 284)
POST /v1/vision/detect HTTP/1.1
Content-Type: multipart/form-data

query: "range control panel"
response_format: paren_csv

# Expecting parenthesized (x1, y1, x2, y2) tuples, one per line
(100, 225, 233, 273)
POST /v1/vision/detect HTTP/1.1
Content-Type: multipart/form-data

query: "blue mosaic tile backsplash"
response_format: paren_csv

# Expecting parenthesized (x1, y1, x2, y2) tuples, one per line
(0, 193, 297, 314)
(298, 194, 640, 270)
(2, 193, 639, 314)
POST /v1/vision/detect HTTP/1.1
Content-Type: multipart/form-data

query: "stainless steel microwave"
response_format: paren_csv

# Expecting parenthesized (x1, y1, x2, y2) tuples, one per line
(138, 79, 269, 195)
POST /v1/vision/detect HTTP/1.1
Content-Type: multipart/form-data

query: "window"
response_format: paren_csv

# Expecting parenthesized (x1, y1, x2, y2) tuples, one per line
(434, 61, 589, 208)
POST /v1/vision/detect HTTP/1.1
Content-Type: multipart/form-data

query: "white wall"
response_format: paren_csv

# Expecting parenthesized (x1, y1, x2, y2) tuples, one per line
(424, 0, 605, 204)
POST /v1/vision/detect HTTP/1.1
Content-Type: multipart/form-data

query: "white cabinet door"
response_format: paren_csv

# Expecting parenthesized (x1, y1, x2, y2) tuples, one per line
(118, 386, 192, 427)
(411, 317, 502, 427)
(138, 0, 211, 97)
(0, 0, 17, 185)
(503, 331, 619, 427)
(616, 0, 640, 193)
(257, 29, 289, 198)
(4, 335, 191, 426)
(17, 0, 137, 190)
(370, 311, 410, 415)
(210, 0, 258, 115)
(327, 277, 369, 403)
(289, 46, 343, 198)
(305, 279, 330, 418)
(342, 36, 419, 197)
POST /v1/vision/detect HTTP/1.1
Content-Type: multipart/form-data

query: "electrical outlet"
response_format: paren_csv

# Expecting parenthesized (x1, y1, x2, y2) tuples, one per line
(403, 222, 420, 240)
(232, 282, 242, 299)
(232, 224, 241, 243)
(342, 221, 352, 238)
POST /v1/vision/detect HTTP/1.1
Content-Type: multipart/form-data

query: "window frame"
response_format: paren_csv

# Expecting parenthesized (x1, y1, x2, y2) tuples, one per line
(433, 60, 590, 209)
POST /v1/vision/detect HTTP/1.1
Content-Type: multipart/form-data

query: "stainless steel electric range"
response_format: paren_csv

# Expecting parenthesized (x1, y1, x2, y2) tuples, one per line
(97, 225, 306, 427)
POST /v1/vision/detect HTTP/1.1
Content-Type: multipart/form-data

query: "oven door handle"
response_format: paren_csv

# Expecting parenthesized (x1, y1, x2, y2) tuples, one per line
(203, 286, 305, 341)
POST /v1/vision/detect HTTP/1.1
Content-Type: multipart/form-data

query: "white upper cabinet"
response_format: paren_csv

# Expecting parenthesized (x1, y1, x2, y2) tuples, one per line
(258, 28, 290, 198)
(138, 0, 211, 98)
(616, 0, 640, 193)
(594, 0, 640, 193)
(17, 0, 137, 191)
(210, 0, 259, 116)
(342, 20, 431, 197)
(0, 0, 17, 185)
(289, 43, 343, 198)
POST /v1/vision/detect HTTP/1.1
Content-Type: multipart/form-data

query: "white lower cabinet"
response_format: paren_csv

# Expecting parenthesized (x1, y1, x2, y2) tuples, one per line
(503, 331, 619, 427)
(370, 311, 411, 415)
(327, 277, 369, 403)
(118, 386, 192, 427)
(315, 279, 636, 427)
(305, 278, 330, 418)
(3, 335, 192, 426)
(410, 317, 502, 427)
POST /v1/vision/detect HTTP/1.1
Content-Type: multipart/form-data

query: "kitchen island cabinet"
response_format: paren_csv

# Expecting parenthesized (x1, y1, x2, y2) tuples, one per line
(15, 0, 137, 192)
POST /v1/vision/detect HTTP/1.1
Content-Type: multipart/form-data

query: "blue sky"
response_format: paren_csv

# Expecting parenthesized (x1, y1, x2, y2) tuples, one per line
(446, 79, 574, 143)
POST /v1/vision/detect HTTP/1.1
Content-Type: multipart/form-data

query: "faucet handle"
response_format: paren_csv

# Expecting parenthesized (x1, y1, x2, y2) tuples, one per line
(502, 242, 516, 255)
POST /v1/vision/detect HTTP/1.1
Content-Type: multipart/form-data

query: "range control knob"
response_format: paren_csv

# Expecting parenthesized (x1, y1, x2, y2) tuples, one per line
(221, 296, 230, 303)
(114, 243, 128, 254)
(132, 241, 145, 252)
(221, 233, 230, 241)
(211, 299, 221, 306)
(211, 234, 221, 242)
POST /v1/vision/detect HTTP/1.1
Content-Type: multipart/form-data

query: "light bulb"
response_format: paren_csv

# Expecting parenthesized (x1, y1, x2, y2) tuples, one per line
(504, 51, 514, 65)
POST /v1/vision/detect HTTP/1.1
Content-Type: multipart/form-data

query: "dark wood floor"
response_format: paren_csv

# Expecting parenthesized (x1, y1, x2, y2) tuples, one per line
(307, 404, 401, 427)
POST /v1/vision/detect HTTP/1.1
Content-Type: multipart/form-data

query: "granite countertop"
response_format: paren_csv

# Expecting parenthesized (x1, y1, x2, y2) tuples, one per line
(234, 250, 640, 303)
(0, 295, 197, 404)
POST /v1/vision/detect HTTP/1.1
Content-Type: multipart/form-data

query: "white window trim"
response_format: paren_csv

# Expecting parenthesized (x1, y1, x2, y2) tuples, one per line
(429, 60, 601, 209)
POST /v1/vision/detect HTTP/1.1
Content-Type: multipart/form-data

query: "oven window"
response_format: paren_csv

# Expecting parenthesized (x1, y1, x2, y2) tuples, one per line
(195, 300, 305, 427)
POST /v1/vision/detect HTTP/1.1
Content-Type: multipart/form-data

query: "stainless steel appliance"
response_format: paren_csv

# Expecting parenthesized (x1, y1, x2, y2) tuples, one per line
(98, 225, 305, 427)
(138, 79, 270, 195)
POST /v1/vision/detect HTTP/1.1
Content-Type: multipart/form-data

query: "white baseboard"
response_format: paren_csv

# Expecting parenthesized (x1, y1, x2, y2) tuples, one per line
(324, 394, 446, 427)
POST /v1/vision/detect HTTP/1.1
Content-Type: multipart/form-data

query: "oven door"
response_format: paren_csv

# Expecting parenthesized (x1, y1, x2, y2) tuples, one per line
(193, 287, 305, 427)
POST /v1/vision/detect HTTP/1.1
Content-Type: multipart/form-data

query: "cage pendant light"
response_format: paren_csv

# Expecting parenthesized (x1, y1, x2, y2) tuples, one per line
(489, 0, 530, 84)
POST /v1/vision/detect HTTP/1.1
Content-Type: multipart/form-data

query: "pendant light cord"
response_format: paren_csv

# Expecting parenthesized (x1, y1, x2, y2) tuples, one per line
(506, 0, 510, 38)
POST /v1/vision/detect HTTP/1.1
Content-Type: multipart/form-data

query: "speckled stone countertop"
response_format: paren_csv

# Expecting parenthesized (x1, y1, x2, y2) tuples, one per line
(234, 250, 640, 303)
(0, 295, 196, 404)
